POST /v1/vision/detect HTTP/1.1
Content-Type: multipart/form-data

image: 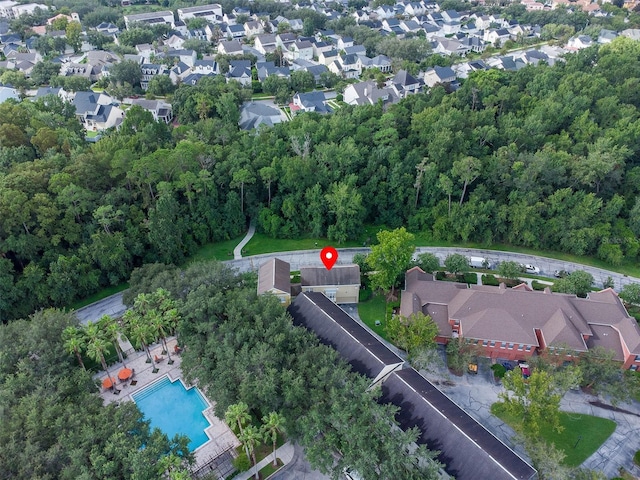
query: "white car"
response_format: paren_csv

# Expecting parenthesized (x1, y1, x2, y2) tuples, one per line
(523, 264, 540, 274)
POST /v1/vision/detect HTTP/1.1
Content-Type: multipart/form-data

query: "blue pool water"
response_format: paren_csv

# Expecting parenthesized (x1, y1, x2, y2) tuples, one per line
(132, 376, 210, 451)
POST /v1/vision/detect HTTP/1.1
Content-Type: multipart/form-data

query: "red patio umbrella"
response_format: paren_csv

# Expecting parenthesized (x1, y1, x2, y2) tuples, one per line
(118, 368, 132, 381)
(102, 377, 115, 389)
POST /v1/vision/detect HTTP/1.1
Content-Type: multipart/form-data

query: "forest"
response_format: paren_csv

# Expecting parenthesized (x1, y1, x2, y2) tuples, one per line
(3, 38, 640, 321)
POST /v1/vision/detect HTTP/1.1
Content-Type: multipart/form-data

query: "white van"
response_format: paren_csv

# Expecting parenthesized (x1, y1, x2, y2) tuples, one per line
(469, 256, 492, 269)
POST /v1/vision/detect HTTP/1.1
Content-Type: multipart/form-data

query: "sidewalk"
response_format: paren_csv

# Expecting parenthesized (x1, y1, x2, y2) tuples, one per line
(234, 442, 295, 480)
(234, 222, 256, 260)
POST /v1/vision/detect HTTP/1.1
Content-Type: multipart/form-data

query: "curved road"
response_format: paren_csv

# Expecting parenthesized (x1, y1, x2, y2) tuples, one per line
(75, 247, 640, 324)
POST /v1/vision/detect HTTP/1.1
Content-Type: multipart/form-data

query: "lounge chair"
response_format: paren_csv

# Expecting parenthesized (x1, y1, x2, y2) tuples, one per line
(174, 345, 183, 354)
(154, 355, 164, 363)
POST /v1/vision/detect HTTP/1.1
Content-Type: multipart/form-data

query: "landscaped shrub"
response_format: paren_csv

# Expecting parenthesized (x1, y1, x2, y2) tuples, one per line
(386, 300, 400, 320)
(634, 450, 640, 466)
(531, 280, 547, 291)
(233, 451, 251, 472)
(482, 274, 500, 286)
(491, 363, 507, 379)
(435, 271, 446, 280)
(463, 272, 477, 285)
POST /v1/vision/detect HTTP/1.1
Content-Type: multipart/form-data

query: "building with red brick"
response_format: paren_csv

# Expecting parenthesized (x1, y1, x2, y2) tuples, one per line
(400, 267, 640, 370)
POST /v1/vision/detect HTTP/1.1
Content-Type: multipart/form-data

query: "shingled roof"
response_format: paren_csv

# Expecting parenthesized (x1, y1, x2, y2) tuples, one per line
(288, 292, 403, 385)
(257, 258, 291, 295)
(380, 369, 537, 480)
(300, 264, 360, 287)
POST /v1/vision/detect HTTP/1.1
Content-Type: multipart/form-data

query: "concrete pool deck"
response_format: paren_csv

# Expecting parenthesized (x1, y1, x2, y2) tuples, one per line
(95, 336, 240, 469)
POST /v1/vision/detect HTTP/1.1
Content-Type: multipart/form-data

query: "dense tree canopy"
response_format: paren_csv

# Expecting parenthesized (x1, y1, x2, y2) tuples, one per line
(3, 39, 640, 322)
(0, 308, 191, 478)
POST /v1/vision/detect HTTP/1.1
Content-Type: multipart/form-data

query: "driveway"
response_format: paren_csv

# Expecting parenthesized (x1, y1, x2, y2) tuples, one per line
(269, 443, 330, 480)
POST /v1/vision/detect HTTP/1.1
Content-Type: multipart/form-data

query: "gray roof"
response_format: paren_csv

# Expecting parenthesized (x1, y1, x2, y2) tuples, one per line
(72, 91, 99, 114)
(258, 258, 291, 295)
(300, 265, 359, 287)
(287, 292, 404, 381)
(380, 369, 537, 480)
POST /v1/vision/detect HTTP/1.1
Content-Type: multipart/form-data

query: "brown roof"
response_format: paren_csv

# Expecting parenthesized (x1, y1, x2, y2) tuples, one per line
(300, 265, 360, 287)
(402, 269, 640, 356)
(257, 258, 290, 295)
(587, 324, 625, 361)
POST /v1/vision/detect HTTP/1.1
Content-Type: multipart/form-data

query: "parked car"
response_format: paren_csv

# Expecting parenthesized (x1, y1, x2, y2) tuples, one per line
(522, 264, 540, 274)
(554, 269, 569, 278)
(518, 361, 531, 379)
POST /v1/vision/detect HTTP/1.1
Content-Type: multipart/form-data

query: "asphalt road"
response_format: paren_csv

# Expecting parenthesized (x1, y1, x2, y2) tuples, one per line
(75, 247, 640, 324)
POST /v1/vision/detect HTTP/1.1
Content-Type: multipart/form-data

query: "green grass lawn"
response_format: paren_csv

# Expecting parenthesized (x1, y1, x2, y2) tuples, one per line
(70, 283, 129, 311)
(189, 235, 246, 262)
(491, 403, 616, 467)
(358, 294, 389, 340)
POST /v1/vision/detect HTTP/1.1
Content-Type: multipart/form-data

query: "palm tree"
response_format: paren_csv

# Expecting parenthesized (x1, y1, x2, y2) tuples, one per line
(100, 315, 127, 367)
(85, 321, 115, 389)
(225, 402, 251, 436)
(62, 325, 86, 370)
(262, 412, 285, 467)
(124, 310, 158, 372)
(238, 424, 263, 480)
(149, 308, 178, 364)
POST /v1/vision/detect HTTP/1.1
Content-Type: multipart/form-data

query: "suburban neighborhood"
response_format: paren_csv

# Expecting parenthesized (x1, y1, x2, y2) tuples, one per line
(4, 0, 640, 479)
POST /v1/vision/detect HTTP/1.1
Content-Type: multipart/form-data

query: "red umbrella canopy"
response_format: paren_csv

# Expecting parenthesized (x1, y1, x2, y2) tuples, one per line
(102, 377, 114, 388)
(118, 368, 132, 381)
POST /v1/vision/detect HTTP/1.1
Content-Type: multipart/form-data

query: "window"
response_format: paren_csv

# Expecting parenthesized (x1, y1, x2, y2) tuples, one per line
(517, 345, 524, 351)
(635, 355, 640, 362)
(525, 345, 532, 352)
(325, 289, 337, 302)
(508, 343, 514, 350)
(490, 341, 496, 347)
(501, 342, 506, 349)
(632, 365, 638, 371)
(482, 340, 488, 347)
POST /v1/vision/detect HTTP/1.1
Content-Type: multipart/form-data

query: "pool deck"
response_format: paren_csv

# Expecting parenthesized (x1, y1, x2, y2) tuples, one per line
(95, 337, 240, 469)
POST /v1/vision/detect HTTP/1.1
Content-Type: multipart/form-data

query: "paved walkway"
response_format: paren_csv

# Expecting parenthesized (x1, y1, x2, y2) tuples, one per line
(234, 442, 295, 480)
(233, 222, 256, 260)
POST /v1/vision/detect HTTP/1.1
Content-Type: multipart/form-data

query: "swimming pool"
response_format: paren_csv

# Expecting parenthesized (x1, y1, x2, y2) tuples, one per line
(132, 376, 211, 451)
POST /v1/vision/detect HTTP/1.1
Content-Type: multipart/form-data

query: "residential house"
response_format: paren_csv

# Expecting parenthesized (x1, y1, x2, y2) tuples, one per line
(254, 33, 277, 54)
(140, 63, 166, 90)
(344, 80, 399, 107)
(343, 44, 366, 56)
(300, 265, 360, 304)
(288, 292, 538, 480)
(256, 61, 289, 82)
(226, 24, 245, 39)
(276, 32, 297, 50)
(0, 85, 19, 103)
(291, 91, 332, 114)
(72, 91, 124, 131)
(432, 36, 471, 56)
(177, 4, 222, 24)
(318, 48, 339, 66)
(484, 28, 512, 45)
(85, 50, 119, 81)
(312, 39, 333, 57)
(288, 18, 304, 31)
(423, 66, 456, 88)
(598, 29, 618, 44)
(375, 5, 395, 19)
(226, 60, 252, 85)
(286, 39, 313, 61)
(566, 35, 593, 50)
(164, 34, 186, 50)
(288, 292, 405, 387)
(391, 69, 423, 96)
(257, 258, 291, 306)
(461, 36, 485, 53)
(131, 98, 173, 124)
(400, 267, 640, 370)
(34, 86, 70, 101)
(95, 22, 119, 34)
(166, 49, 197, 67)
(304, 64, 328, 85)
(192, 58, 218, 75)
(357, 54, 392, 73)
(244, 20, 264, 37)
(61, 61, 91, 79)
(337, 36, 354, 50)
(218, 39, 243, 56)
(238, 101, 285, 129)
(404, 1, 428, 16)
(338, 53, 360, 78)
(124, 11, 175, 30)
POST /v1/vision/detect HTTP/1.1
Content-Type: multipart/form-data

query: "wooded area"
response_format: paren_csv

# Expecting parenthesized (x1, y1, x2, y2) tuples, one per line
(3, 39, 640, 322)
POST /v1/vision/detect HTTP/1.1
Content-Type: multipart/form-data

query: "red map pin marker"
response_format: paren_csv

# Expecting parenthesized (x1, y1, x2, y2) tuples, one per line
(320, 246, 338, 270)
